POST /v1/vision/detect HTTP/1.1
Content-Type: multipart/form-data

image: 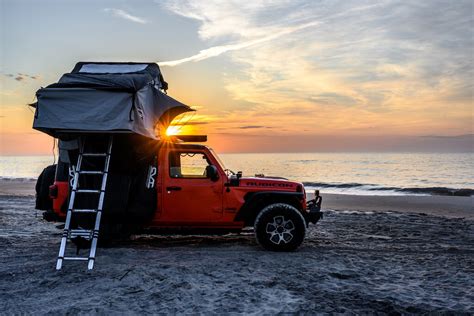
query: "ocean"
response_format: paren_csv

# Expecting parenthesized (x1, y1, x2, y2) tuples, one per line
(1, 153, 473, 196)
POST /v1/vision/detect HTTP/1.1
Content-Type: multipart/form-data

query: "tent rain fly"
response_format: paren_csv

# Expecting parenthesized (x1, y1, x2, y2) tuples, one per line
(31, 62, 193, 140)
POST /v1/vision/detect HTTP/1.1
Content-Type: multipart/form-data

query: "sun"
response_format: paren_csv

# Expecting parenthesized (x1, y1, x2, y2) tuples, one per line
(166, 125, 181, 136)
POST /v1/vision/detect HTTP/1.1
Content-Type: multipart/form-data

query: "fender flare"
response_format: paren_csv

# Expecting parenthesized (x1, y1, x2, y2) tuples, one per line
(234, 191, 305, 226)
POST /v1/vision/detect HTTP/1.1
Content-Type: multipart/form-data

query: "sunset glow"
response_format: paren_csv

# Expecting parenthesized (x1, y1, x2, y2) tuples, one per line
(1, 0, 472, 154)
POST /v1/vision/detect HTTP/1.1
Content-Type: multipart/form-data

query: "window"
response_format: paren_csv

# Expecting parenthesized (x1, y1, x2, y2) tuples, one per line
(169, 152, 211, 178)
(78, 64, 149, 73)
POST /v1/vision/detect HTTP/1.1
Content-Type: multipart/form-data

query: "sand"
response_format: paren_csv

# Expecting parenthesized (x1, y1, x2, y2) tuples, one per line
(0, 178, 36, 197)
(0, 179, 473, 314)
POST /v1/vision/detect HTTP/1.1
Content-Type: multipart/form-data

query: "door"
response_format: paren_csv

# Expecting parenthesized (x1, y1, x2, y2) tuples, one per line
(161, 150, 223, 223)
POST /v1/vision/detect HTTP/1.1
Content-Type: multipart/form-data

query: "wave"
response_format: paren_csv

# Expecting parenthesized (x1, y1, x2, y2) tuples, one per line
(304, 182, 367, 189)
(0, 177, 37, 182)
(396, 187, 474, 196)
(302, 182, 474, 196)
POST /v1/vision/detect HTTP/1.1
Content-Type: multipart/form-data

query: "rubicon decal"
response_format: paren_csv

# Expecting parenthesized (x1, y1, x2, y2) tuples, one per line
(244, 181, 294, 188)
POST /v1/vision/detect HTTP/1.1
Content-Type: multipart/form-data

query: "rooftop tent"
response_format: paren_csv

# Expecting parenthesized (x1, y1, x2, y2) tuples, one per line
(31, 62, 193, 139)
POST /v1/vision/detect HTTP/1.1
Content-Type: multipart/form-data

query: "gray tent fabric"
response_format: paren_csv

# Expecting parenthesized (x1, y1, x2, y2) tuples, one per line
(32, 62, 192, 139)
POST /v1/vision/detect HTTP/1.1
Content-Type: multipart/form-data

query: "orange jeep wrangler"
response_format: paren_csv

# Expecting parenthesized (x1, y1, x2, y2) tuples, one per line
(37, 134, 322, 252)
(32, 62, 322, 269)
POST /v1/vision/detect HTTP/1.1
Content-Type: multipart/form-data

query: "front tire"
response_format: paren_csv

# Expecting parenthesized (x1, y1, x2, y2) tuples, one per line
(254, 203, 306, 251)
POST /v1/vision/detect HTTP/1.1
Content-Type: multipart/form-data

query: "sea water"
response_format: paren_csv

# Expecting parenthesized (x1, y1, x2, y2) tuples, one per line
(221, 153, 474, 196)
(1, 153, 473, 196)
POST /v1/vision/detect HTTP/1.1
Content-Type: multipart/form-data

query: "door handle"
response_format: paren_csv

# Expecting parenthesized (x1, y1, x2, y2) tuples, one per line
(166, 186, 182, 191)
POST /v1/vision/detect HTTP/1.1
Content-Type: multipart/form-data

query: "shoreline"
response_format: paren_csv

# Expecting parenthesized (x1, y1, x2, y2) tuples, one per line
(319, 193, 473, 219)
(1, 179, 472, 219)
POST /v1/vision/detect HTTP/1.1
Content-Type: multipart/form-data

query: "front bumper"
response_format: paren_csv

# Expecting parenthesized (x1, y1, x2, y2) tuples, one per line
(304, 198, 323, 224)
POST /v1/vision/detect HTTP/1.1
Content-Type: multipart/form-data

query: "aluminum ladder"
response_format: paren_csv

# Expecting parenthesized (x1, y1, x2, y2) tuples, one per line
(56, 135, 113, 270)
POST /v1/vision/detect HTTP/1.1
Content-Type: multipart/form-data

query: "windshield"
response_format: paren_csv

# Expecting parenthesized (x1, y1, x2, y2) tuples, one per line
(209, 148, 226, 170)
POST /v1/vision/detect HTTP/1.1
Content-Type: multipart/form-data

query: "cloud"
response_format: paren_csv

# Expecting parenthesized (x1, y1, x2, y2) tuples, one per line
(3, 73, 40, 82)
(160, 21, 319, 66)
(160, 1, 386, 67)
(103, 8, 148, 24)
(163, 0, 473, 137)
(309, 93, 358, 107)
(420, 134, 474, 140)
(239, 125, 266, 129)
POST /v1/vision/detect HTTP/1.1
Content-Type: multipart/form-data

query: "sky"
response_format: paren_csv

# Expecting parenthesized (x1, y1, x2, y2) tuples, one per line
(0, 0, 473, 154)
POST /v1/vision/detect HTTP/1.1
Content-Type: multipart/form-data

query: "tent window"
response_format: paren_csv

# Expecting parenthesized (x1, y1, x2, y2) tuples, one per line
(78, 64, 149, 74)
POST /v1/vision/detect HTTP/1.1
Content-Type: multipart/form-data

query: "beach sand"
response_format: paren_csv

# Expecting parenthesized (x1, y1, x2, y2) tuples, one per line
(0, 179, 473, 314)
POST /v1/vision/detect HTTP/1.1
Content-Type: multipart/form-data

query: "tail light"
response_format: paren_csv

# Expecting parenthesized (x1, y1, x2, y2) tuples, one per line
(297, 184, 307, 211)
(49, 184, 58, 199)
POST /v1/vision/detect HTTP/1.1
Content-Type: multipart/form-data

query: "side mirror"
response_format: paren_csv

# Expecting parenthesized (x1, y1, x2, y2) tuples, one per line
(205, 165, 219, 182)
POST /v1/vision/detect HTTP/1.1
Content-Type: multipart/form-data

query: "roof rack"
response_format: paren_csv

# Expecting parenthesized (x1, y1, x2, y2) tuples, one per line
(169, 135, 207, 143)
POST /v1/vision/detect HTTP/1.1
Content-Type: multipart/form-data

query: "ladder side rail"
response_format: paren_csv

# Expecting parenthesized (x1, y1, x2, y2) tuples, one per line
(88, 136, 113, 270)
(56, 137, 84, 270)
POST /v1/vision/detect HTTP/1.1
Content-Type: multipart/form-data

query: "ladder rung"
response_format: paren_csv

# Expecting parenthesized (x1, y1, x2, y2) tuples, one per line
(78, 171, 104, 175)
(70, 229, 93, 234)
(70, 233, 92, 239)
(63, 257, 89, 261)
(82, 153, 107, 157)
(70, 236, 92, 240)
(76, 189, 101, 193)
(70, 232, 92, 237)
(73, 209, 97, 213)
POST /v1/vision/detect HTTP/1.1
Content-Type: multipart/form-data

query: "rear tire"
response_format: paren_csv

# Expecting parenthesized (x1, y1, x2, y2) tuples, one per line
(98, 223, 132, 247)
(35, 164, 56, 210)
(254, 203, 306, 251)
(70, 223, 132, 249)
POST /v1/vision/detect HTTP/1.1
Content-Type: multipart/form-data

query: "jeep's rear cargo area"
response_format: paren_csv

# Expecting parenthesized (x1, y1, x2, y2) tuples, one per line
(31, 62, 192, 139)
